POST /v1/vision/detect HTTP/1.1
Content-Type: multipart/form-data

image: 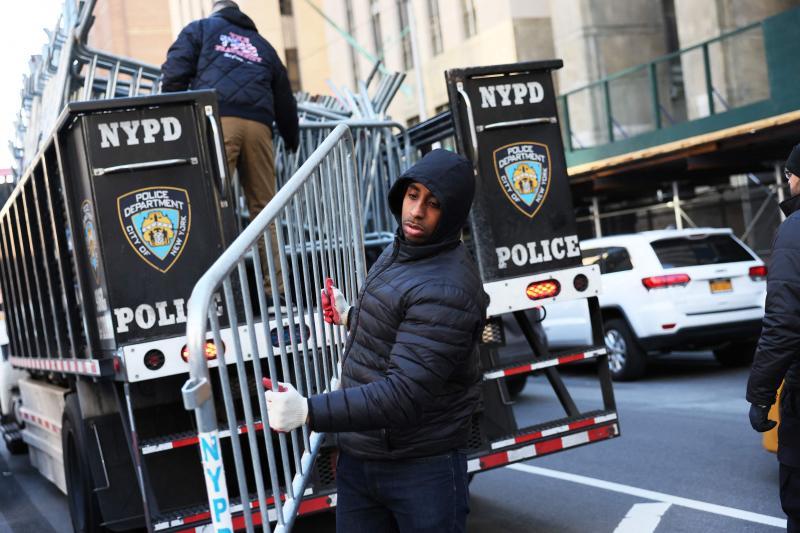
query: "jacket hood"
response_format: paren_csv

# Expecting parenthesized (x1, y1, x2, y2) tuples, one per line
(780, 194, 800, 218)
(213, 6, 257, 31)
(388, 149, 475, 245)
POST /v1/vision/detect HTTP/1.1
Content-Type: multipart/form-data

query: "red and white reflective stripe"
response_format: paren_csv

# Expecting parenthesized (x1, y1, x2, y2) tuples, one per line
(10, 356, 101, 376)
(141, 421, 266, 455)
(468, 423, 619, 473)
(19, 407, 62, 436)
(490, 413, 618, 450)
(483, 347, 606, 380)
(157, 490, 333, 532)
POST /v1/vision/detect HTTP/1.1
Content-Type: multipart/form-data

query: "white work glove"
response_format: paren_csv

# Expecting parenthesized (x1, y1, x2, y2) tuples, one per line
(263, 378, 308, 432)
(321, 278, 351, 328)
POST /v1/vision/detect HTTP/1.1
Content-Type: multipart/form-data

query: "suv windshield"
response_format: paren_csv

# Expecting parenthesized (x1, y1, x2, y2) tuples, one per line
(651, 234, 755, 268)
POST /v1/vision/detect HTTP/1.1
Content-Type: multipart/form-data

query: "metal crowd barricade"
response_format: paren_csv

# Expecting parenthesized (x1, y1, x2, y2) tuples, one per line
(13, 0, 161, 176)
(274, 120, 412, 251)
(182, 124, 366, 533)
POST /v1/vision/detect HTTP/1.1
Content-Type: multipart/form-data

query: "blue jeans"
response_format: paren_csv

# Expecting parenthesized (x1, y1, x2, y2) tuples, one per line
(335, 451, 469, 533)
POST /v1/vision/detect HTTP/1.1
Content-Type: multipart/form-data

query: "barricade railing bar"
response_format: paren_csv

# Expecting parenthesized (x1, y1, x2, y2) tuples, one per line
(270, 119, 410, 253)
(183, 124, 366, 533)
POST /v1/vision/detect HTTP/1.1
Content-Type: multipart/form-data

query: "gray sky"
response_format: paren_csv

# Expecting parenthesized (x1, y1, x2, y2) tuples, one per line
(0, 0, 63, 171)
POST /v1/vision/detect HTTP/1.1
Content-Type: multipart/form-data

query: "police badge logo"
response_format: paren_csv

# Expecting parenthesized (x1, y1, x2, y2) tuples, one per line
(81, 200, 100, 283)
(493, 142, 551, 218)
(117, 187, 191, 273)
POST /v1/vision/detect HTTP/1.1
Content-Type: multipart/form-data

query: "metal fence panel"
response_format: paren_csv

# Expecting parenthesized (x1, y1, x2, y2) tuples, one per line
(182, 124, 365, 533)
(271, 119, 411, 251)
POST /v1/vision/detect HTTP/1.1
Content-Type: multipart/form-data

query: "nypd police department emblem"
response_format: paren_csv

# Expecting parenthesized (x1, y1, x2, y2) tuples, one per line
(81, 200, 100, 283)
(493, 142, 551, 218)
(117, 186, 190, 273)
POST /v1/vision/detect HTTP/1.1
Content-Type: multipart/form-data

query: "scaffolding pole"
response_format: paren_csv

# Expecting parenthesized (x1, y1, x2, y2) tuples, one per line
(672, 181, 683, 230)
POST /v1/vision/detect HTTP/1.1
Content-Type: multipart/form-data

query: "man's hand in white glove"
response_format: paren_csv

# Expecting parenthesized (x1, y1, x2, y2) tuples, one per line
(263, 378, 308, 432)
(321, 278, 351, 327)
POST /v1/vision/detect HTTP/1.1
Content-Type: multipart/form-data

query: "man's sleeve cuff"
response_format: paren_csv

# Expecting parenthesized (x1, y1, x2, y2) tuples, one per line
(307, 394, 327, 431)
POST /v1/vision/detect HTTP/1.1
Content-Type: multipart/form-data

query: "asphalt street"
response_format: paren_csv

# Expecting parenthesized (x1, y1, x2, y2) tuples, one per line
(0, 351, 786, 533)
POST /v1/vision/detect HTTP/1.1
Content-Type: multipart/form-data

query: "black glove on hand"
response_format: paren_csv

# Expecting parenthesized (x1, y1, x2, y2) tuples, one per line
(749, 403, 777, 433)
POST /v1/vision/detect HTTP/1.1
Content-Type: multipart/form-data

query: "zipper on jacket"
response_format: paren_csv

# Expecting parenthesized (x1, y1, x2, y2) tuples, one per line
(343, 238, 401, 362)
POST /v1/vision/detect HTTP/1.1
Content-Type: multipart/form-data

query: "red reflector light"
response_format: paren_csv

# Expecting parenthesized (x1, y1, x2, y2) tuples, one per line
(642, 274, 690, 290)
(749, 265, 767, 279)
(661, 323, 676, 330)
(143, 350, 165, 371)
(526, 279, 561, 300)
(181, 341, 222, 363)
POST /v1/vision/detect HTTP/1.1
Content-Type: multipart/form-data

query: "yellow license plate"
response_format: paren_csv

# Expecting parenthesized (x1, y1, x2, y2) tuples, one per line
(709, 279, 732, 293)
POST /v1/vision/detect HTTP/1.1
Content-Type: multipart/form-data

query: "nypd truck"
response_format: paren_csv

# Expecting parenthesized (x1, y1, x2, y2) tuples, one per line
(0, 60, 620, 533)
(0, 90, 339, 532)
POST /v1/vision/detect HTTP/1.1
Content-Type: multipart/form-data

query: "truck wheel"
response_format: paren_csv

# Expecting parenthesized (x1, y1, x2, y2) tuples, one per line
(604, 319, 646, 381)
(503, 375, 527, 400)
(713, 341, 757, 367)
(62, 394, 104, 533)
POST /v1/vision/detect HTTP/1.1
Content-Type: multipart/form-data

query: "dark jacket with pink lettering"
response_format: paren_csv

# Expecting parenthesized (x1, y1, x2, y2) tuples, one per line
(307, 149, 489, 460)
(160, 6, 298, 150)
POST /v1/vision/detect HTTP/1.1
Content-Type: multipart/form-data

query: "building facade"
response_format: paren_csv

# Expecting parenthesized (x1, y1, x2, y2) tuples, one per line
(85, 0, 800, 127)
(76, 0, 800, 254)
(88, 0, 305, 91)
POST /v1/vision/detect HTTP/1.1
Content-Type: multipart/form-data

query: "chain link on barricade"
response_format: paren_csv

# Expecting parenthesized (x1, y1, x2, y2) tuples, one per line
(182, 124, 366, 533)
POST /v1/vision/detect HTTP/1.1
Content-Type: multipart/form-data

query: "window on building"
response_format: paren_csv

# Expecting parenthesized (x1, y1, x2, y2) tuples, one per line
(427, 0, 443, 55)
(461, 0, 477, 38)
(345, 0, 360, 87)
(279, 0, 293, 16)
(284, 48, 301, 92)
(407, 115, 420, 127)
(397, 0, 413, 71)
(370, 0, 384, 60)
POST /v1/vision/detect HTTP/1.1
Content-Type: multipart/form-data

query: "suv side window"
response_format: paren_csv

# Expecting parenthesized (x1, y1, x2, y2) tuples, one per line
(582, 247, 633, 274)
(582, 248, 605, 269)
(604, 247, 633, 274)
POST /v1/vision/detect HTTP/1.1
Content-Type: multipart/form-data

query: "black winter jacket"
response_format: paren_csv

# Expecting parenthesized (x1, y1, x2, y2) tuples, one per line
(307, 150, 489, 460)
(747, 194, 800, 406)
(160, 7, 299, 150)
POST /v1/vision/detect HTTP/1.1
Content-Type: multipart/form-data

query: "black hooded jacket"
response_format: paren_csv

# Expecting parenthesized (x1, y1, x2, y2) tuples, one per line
(160, 7, 299, 149)
(747, 194, 800, 407)
(307, 149, 489, 460)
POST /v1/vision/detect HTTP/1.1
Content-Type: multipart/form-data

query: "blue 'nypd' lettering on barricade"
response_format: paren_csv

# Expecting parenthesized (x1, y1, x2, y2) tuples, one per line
(200, 431, 234, 533)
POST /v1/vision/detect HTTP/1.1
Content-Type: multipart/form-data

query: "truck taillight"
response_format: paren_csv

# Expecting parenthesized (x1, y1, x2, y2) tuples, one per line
(641, 274, 690, 290)
(749, 265, 767, 280)
(526, 279, 561, 300)
(181, 341, 222, 363)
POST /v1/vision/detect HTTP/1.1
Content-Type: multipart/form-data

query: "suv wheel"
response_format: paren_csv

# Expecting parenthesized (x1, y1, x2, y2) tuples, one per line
(713, 341, 757, 367)
(604, 318, 647, 381)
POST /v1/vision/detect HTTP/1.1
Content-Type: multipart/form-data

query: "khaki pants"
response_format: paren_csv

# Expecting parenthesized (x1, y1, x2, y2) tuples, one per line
(221, 116, 283, 297)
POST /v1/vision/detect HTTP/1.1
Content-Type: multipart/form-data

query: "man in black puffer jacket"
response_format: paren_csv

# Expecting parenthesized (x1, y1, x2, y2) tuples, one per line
(160, 0, 298, 297)
(266, 149, 489, 532)
(747, 143, 800, 531)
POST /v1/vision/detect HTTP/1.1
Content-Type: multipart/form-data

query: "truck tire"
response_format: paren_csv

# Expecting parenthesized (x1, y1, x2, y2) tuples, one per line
(62, 394, 105, 533)
(713, 341, 757, 367)
(603, 318, 646, 381)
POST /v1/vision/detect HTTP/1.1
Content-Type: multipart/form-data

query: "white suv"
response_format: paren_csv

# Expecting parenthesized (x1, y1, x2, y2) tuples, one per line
(543, 228, 767, 380)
